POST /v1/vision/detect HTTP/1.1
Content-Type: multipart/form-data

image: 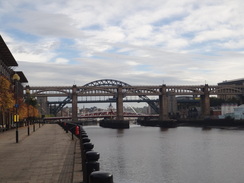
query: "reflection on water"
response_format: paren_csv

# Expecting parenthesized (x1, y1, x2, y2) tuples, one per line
(85, 125, 244, 183)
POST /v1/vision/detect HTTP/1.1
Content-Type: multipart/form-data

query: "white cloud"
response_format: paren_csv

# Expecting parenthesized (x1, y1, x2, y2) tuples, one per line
(6, 37, 59, 63)
(9, 11, 85, 39)
(193, 29, 239, 43)
(55, 58, 69, 64)
(126, 61, 140, 66)
(1, 0, 244, 88)
(221, 40, 244, 49)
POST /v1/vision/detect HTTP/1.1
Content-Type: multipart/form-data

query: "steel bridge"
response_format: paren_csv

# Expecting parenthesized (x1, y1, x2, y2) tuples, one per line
(25, 79, 244, 121)
(44, 111, 157, 121)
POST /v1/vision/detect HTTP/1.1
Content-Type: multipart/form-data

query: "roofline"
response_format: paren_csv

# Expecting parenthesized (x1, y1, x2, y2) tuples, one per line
(15, 71, 28, 83)
(218, 78, 244, 84)
(0, 35, 18, 67)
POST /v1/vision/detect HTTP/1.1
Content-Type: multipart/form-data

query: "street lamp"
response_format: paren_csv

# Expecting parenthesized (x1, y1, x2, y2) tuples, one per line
(32, 97, 36, 132)
(37, 104, 41, 128)
(26, 88, 30, 136)
(12, 73, 20, 143)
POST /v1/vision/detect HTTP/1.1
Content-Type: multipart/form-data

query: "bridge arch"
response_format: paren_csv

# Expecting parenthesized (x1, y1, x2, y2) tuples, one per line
(33, 89, 70, 96)
(83, 79, 159, 113)
(210, 86, 243, 95)
(84, 79, 130, 87)
(26, 85, 71, 96)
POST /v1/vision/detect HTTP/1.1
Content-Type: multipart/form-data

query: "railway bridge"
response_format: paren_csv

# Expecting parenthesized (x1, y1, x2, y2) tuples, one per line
(25, 79, 244, 122)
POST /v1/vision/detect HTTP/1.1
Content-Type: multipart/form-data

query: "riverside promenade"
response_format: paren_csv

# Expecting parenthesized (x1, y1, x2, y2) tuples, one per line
(0, 124, 82, 183)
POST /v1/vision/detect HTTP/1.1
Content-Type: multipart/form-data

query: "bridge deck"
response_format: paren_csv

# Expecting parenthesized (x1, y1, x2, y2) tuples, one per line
(0, 124, 82, 183)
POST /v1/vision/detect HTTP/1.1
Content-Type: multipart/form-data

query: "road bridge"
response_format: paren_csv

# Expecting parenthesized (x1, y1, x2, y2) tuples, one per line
(25, 79, 244, 122)
(44, 112, 157, 121)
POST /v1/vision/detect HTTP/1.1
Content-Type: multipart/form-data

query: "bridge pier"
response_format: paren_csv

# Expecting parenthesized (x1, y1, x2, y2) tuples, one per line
(159, 85, 169, 120)
(99, 85, 129, 129)
(201, 84, 210, 118)
(116, 85, 124, 120)
(72, 85, 78, 122)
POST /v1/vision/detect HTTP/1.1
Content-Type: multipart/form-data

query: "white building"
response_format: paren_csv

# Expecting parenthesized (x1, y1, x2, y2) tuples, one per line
(221, 104, 238, 115)
(234, 105, 244, 120)
(219, 104, 237, 119)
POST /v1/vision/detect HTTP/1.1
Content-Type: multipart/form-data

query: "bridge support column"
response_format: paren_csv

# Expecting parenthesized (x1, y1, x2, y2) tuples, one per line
(72, 85, 78, 122)
(159, 85, 169, 120)
(116, 85, 124, 120)
(201, 84, 210, 118)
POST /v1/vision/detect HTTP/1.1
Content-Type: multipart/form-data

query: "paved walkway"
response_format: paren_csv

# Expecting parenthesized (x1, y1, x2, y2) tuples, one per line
(0, 124, 82, 183)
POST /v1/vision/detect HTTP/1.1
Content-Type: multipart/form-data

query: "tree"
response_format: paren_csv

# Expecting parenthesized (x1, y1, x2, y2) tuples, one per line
(18, 100, 28, 120)
(19, 97, 39, 120)
(0, 76, 15, 109)
(0, 75, 15, 127)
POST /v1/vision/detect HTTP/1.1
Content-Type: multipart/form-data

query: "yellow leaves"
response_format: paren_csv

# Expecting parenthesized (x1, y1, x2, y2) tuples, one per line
(18, 101, 28, 120)
(0, 75, 14, 110)
(0, 75, 39, 120)
(18, 103, 39, 120)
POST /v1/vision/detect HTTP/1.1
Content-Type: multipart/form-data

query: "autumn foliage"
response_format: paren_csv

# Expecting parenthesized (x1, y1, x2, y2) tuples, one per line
(0, 75, 39, 123)
(0, 75, 14, 112)
(18, 99, 39, 120)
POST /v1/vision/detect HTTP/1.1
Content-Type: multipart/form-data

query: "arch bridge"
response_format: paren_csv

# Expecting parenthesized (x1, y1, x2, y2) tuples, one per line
(25, 79, 244, 121)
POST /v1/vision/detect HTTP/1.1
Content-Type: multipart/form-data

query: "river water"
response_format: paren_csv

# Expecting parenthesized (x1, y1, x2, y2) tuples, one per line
(85, 125, 244, 183)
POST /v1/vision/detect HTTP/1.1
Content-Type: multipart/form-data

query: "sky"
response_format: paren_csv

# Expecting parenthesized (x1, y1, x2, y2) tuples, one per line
(1, 0, 244, 87)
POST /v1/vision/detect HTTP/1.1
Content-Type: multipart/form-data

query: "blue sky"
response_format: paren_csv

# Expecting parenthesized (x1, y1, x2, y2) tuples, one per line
(1, 0, 244, 86)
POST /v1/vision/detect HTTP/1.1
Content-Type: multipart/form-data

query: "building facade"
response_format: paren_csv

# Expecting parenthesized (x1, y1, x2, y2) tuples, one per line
(0, 35, 28, 130)
(234, 105, 244, 120)
(218, 78, 244, 103)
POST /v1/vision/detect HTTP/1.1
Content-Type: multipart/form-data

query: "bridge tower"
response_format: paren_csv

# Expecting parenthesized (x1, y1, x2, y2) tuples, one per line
(159, 85, 169, 120)
(200, 84, 210, 118)
(72, 85, 78, 122)
(116, 85, 124, 120)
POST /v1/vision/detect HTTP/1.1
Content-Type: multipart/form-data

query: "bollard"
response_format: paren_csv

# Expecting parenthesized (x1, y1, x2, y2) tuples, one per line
(82, 142, 94, 176)
(80, 128, 85, 133)
(81, 137, 90, 143)
(81, 133, 88, 138)
(80, 130, 85, 135)
(81, 137, 90, 145)
(86, 151, 100, 161)
(80, 132, 88, 140)
(75, 125, 80, 136)
(82, 142, 94, 160)
(80, 137, 91, 152)
(90, 171, 113, 183)
(83, 142, 94, 153)
(84, 151, 100, 183)
(63, 122, 66, 131)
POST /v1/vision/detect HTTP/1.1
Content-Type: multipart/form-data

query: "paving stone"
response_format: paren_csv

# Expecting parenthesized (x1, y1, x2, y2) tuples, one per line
(0, 124, 83, 183)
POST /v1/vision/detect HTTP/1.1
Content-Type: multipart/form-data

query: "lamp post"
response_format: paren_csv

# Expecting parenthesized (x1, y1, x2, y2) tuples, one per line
(12, 73, 20, 143)
(26, 88, 30, 136)
(37, 104, 40, 128)
(32, 98, 36, 132)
